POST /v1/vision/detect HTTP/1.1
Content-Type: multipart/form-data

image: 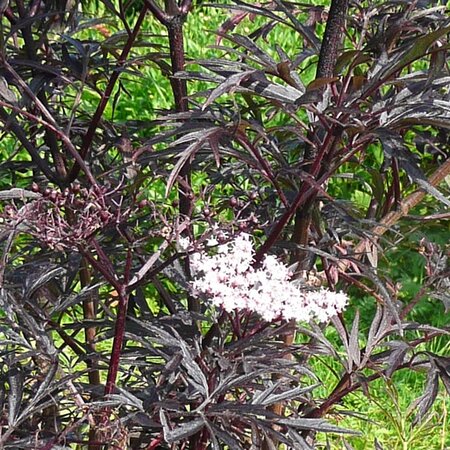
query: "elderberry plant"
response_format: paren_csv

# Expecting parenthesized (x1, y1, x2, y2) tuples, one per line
(0, 1, 449, 449)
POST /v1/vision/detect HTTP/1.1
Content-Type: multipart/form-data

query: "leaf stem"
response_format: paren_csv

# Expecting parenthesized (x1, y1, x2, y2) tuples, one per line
(68, 6, 148, 182)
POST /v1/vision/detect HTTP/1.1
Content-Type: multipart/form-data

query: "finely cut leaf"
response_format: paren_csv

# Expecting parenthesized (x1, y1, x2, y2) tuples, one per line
(434, 358, 450, 395)
(165, 128, 224, 196)
(412, 369, 439, 426)
(7, 365, 24, 426)
(163, 417, 205, 443)
(202, 70, 257, 110)
(385, 341, 410, 378)
(25, 266, 66, 299)
(252, 383, 319, 406)
(349, 311, 361, 368)
(377, 129, 450, 207)
(276, 417, 359, 435)
(0, 77, 17, 103)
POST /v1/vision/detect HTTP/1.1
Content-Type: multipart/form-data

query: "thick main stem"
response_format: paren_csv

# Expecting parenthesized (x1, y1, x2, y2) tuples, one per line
(292, 0, 349, 268)
(167, 19, 189, 113)
(99, 249, 132, 449)
(266, 0, 349, 441)
(316, 0, 349, 80)
(166, 10, 197, 312)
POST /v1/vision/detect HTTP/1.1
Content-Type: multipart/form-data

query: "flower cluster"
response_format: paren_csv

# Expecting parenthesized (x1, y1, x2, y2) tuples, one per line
(1, 183, 147, 251)
(190, 234, 348, 322)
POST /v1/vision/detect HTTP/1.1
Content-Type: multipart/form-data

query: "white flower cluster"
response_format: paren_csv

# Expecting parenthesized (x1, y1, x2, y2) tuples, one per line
(189, 234, 348, 322)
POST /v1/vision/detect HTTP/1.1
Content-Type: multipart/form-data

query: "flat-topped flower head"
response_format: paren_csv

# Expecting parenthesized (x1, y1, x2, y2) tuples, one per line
(190, 234, 348, 323)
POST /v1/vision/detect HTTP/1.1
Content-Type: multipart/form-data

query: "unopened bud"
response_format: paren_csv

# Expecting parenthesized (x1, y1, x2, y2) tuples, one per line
(217, 233, 226, 243)
(99, 210, 110, 222)
(49, 190, 58, 202)
(4, 204, 15, 216)
(138, 199, 149, 209)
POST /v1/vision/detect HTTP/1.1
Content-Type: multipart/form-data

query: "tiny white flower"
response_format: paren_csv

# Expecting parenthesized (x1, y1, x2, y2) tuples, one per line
(206, 237, 219, 247)
(178, 236, 191, 252)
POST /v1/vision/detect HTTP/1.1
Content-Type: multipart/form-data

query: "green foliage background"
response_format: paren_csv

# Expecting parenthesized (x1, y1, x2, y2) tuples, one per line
(0, 0, 449, 448)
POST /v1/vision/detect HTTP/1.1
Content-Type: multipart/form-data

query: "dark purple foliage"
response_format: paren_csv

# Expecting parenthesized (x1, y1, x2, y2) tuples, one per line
(0, 1, 449, 449)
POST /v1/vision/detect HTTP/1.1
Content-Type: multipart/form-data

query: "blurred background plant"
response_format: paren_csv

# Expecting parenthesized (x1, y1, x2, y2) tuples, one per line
(0, 0, 449, 448)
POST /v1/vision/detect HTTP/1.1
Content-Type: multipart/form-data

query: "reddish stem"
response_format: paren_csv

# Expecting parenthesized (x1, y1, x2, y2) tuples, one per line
(237, 133, 289, 207)
(68, 6, 148, 182)
(104, 250, 133, 396)
(104, 288, 129, 396)
(146, 437, 163, 449)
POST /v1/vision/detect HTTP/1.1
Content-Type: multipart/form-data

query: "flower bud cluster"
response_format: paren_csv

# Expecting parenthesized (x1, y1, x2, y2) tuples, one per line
(189, 234, 348, 323)
(2, 184, 147, 251)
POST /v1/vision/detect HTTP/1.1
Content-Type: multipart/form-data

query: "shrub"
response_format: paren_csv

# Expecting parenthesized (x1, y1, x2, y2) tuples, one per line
(0, 0, 449, 448)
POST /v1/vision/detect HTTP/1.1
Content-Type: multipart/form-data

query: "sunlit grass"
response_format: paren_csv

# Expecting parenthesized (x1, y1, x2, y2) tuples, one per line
(312, 357, 450, 450)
